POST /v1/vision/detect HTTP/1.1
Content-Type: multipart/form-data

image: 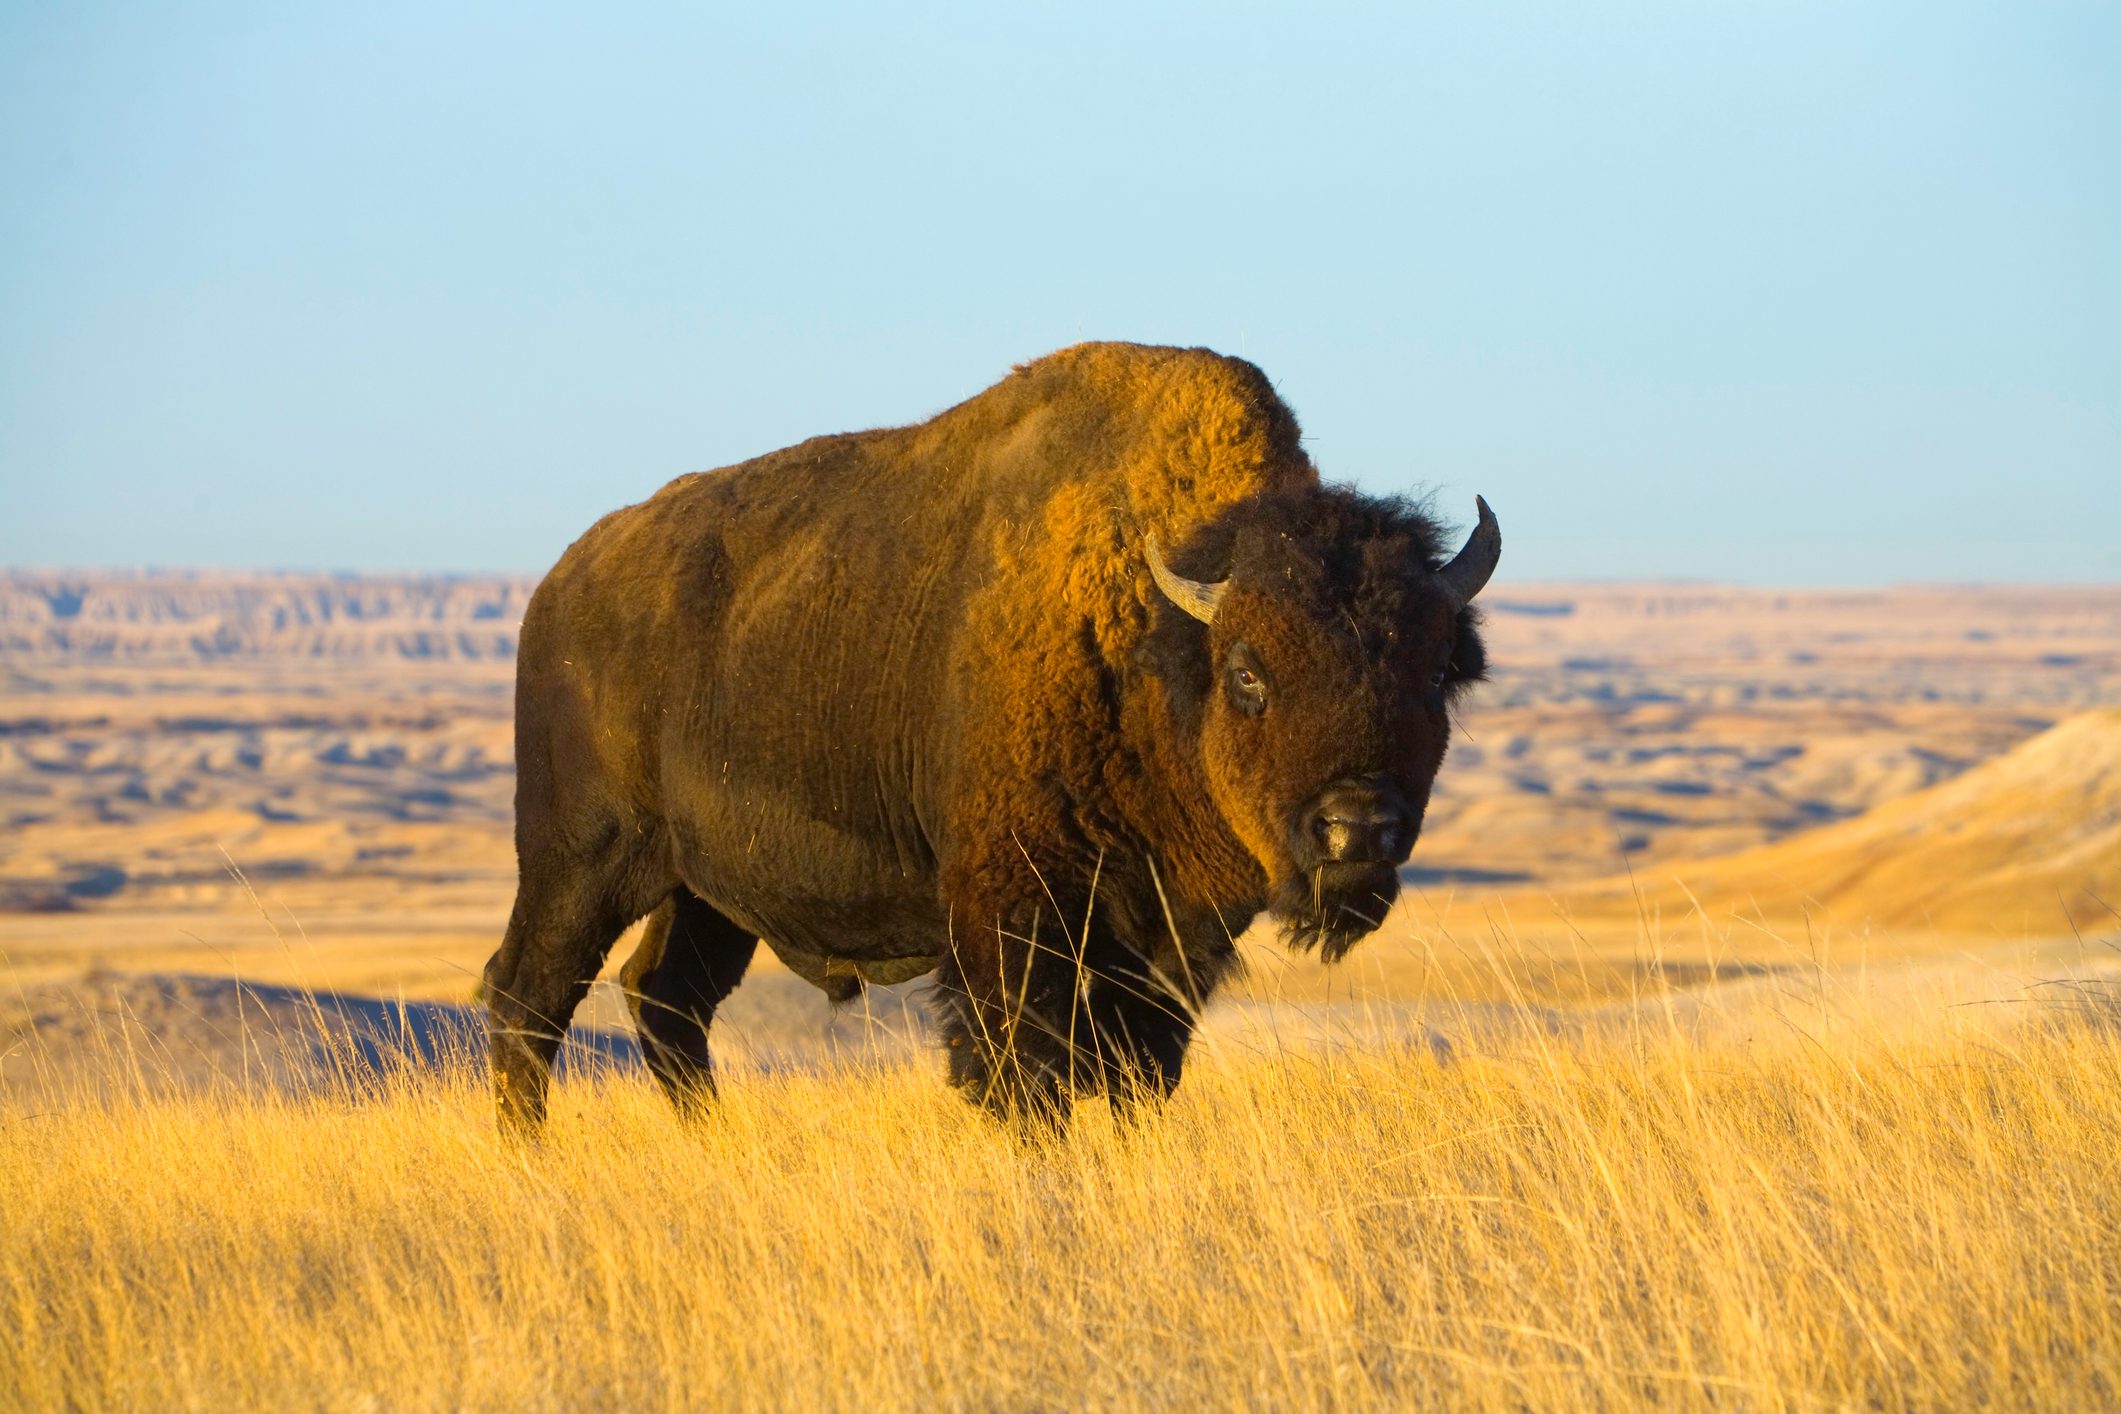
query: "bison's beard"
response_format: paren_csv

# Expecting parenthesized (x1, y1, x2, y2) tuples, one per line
(1271, 862, 1401, 964)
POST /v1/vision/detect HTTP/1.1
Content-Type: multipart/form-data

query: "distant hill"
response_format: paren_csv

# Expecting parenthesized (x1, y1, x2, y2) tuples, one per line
(1511, 709, 2121, 938)
(0, 570, 535, 663)
(6, 569, 2117, 680)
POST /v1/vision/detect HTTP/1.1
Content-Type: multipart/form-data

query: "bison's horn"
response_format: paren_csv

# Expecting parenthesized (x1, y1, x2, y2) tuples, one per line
(1435, 496, 1501, 610)
(1144, 533, 1228, 625)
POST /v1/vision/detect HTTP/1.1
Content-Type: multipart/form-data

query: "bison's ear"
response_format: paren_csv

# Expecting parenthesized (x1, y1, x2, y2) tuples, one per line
(1447, 612, 1487, 690)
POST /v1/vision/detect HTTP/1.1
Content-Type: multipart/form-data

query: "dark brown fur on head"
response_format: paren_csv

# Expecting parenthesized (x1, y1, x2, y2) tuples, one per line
(1139, 485, 1488, 960)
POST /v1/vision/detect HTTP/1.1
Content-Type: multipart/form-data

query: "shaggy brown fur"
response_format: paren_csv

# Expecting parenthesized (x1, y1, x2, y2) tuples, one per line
(481, 342, 1494, 1133)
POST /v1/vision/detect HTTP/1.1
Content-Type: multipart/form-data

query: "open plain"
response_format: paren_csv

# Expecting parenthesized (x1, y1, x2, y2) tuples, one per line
(3, 571, 2116, 1029)
(3, 570, 2120, 1409)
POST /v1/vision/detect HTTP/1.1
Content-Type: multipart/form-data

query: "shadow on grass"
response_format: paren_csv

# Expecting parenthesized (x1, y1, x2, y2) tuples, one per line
(0, 971, 640, 1103)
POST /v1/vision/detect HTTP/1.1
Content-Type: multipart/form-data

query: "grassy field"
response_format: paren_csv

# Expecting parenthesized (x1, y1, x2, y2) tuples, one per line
(6, 977, 2118, 1412)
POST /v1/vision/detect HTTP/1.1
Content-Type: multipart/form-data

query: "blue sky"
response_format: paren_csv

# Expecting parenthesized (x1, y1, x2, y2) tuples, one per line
(2, 2, 2114, 583)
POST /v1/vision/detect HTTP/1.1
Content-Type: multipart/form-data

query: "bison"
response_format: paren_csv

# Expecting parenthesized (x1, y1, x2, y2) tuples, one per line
(482, 342, 1498, 1133)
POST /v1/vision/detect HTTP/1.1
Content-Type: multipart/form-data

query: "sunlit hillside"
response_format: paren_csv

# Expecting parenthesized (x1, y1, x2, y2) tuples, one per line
(1448, 709, 2121, 942)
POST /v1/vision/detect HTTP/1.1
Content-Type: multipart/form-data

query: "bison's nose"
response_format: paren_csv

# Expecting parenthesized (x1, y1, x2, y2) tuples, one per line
(1302, 784, 1414, 865)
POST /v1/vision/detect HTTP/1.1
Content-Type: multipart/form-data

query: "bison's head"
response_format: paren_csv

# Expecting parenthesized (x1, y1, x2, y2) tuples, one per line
(1144, 491, 1498, 960)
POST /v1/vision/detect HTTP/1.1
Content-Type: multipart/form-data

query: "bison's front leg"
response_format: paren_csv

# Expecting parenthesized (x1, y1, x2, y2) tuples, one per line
(1082, 963, 1197, 1120)
(933, 915, 1083, 1130)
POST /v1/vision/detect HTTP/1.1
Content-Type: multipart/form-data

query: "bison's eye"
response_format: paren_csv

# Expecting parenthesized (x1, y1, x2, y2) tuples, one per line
(1225, 649, 1269, 717)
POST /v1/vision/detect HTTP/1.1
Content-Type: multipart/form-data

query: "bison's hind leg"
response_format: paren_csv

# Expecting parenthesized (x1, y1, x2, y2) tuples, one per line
(485, 887, 657, 1136)
(621, 886, 759, 1113)
(484, 818, 675, 1137)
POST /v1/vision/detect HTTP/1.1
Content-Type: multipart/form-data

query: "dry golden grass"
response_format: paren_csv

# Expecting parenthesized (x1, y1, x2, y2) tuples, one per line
(5, 975, 2119, 1412)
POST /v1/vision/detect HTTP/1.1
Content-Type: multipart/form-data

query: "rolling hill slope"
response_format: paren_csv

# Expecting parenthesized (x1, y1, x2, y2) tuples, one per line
(1512, 709, 2121, 938)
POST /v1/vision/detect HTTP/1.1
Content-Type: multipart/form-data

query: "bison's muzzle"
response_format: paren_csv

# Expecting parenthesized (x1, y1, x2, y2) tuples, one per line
(1274, 777, 1418, 961)
(1301, 780, 1416, 865)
